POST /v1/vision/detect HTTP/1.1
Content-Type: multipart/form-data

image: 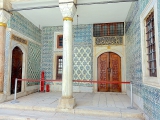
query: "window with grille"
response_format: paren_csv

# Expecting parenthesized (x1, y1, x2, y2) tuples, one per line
(146, 12, 157, 77)
(56, 56, 63, 79)
(57, 35, 63, 48)
(93, 22, 124, 37)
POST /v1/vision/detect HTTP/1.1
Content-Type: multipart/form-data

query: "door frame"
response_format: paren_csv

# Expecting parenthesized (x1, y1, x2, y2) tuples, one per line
(8, 42, 27, 95)
(11, 46, 23, 94)
(93, 49, 126, 92)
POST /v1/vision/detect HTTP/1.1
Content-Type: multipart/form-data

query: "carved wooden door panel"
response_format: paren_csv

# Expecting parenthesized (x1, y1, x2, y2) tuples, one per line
(110, 52, 121, 92)
(11, 47, 23, 94)
(98, 53, 109, 92)
(98, 52, 121, 92)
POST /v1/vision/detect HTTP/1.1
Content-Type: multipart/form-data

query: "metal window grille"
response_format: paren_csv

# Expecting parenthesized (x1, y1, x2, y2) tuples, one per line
(93, 22, 124, 37)
(56, 56, 63, 79)
(57, 35, 63, 48)
(146, 12, 157, 77)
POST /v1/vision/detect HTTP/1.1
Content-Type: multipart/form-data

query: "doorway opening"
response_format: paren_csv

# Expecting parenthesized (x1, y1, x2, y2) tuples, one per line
(11, 46, 23, 94)
(97, 52, 121, 92)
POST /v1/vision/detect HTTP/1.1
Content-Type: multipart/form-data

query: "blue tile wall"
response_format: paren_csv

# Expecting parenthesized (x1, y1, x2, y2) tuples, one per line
(27, 42, 41, 86)
(7, 12, 42, 86)
(125, 0, 160, 119)
(73, 25, 93, 87)
(125, 2, 139, 33)
(41, 24, 93, 87)
(41, 26, 62, 80)
(8, 12, 41, 43)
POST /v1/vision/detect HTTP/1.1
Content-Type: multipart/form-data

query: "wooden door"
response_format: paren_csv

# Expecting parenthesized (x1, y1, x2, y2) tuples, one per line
(109, 52, 121, 92)
(11, 47, 23, 94)
(98, 52, 121, 92)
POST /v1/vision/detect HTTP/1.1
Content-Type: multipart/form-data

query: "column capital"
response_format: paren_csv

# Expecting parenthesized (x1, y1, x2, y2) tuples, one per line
(0, 10, 11, 26)
(59, 0, 77, 19)
(0, 0, 12, 11)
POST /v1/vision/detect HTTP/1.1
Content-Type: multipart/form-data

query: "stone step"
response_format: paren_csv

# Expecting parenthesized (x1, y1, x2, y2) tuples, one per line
(0, 108, 143, 120)
(0, 104, 144, 120)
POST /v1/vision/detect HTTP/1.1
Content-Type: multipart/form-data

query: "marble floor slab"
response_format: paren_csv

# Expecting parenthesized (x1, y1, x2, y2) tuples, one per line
(0, 92, 144, 120)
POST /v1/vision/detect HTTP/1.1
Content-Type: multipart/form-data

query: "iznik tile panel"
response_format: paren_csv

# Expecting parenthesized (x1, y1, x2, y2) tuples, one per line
(125, 0, 160, 119)
(41, 26, 63, 80)
(41, 24, 93, 87)
(27, 42, 41, 86)
(73, 24, 93, 87)
(7, 12, 42, 86)
(8, 12, 41, 43)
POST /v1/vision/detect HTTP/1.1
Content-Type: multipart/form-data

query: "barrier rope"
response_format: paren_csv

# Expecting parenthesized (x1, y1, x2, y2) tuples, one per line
(12, 78, 135, 109)
(17, 79, 130, 84)
(17, 79, 62, 82)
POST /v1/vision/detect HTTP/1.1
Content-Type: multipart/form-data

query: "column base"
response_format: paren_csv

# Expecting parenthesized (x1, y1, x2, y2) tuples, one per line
(58, 97, 76, 109)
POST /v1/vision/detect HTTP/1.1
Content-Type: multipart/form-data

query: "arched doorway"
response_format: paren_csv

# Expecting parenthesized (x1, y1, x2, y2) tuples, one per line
(98, 52, 121, 92)
(11, 46, 23, 94)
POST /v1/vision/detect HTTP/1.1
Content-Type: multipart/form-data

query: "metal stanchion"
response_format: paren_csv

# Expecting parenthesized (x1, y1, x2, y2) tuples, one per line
(11, 78, 19, 103)
(128, 81, 137, 109)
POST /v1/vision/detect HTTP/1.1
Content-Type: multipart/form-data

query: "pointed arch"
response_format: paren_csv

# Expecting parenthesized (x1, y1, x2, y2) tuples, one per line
(7, 42, 28, 95)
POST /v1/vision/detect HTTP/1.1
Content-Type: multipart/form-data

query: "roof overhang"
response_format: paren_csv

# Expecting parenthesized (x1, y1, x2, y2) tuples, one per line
(11, 0, 135, 27)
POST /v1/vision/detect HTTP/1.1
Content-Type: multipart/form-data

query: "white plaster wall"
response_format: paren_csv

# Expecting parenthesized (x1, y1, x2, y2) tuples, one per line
(93, 37, 126, 93)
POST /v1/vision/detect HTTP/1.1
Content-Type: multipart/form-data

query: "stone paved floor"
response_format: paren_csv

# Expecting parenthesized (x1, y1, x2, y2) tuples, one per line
(0, 92, 144, 120)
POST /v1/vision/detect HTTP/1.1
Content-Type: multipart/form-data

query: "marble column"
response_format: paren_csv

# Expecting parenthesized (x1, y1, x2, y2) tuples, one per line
(58, 0, 76, 109)
(0, 10, 10, 93)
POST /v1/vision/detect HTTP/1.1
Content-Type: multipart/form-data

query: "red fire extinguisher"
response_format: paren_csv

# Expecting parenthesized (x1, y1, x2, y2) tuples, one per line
(40, 71, 45, 92)
(46, 84, 50, 92)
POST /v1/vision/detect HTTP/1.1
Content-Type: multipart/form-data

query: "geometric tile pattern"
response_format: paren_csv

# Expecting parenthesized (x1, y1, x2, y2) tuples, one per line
(125, 2, 139, 33)
(27, 42, 41, 86)
(73, 24, 93, 87)
(73, 46, 92, 79)
(41, 26, 62, 80)
(125, 1, 160, 120)
(143, 86, 160, 120)
(73, 24, 92, 44)
(8, 12, 42, 86)
(8, 12, 41, 43)
(41, 24, 93, 87)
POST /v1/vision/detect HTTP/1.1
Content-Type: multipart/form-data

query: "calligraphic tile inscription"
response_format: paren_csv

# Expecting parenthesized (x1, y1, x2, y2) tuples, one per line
(11, 34, 28, 45)
(95, 36, 123, 45)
